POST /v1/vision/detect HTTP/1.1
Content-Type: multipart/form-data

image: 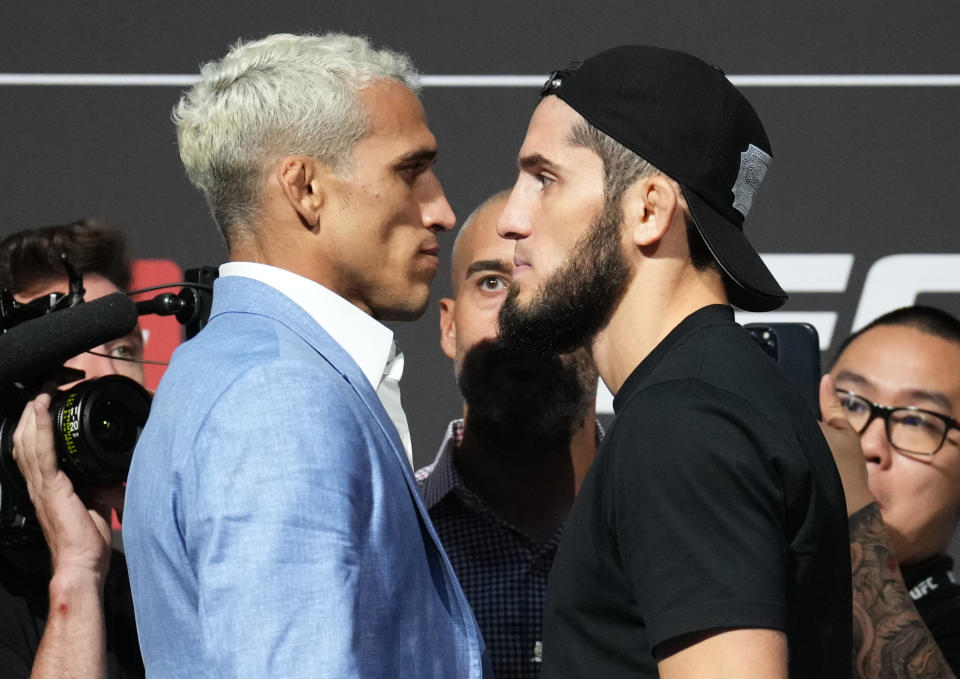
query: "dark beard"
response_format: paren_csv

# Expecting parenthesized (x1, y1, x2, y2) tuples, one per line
(457, 339, 594, 455)
(498, 198, 632, 358)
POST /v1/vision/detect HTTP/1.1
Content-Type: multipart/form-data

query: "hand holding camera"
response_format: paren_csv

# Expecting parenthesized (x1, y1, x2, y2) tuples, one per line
(12, 386, 116, 584)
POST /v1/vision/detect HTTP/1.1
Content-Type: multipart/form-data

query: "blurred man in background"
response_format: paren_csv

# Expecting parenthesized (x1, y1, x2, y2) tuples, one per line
(827, 305, 960, 677)
(0, 219, 144, 679)
(417, 192, 599, 677)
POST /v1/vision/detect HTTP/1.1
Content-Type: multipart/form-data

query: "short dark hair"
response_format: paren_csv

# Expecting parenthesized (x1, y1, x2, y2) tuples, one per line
(0, 218, 132, 296)
(832, 305, 960, 368)
(566, 118, 718, 272)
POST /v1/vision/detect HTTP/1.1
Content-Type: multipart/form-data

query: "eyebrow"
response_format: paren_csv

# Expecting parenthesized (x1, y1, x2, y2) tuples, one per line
(464, 259, 512, 280)
(833, 370, 871, 390)
(395, 148, 438, 167)
(834, 369, 955, 413)
(518, 153, 558, 172)
(904, 389, 955, 414)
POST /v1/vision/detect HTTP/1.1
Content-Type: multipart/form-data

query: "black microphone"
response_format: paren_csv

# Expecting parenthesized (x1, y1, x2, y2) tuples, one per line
(0, 293, 138, 384)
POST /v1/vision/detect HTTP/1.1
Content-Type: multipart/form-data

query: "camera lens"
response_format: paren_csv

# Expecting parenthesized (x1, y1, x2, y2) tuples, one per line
(52, 375, 151, 483)
(89, 399, 135, 455)
(0, 376, 150, 544)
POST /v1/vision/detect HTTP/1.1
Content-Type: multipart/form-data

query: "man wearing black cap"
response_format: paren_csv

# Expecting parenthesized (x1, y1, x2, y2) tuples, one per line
(497, 46, 851, 677)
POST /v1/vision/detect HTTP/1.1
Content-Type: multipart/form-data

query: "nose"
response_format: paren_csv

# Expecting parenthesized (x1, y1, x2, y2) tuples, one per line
(496, 183, 531, 241)
(420, 172, 456, 233)
(860, 418, 893, 470)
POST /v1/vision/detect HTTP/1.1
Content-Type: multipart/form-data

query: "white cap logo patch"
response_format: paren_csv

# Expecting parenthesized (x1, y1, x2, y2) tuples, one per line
(732, 144, 772, 218)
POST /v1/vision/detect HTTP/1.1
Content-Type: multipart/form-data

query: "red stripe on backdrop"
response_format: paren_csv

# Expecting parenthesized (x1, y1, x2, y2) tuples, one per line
(130, 259, 184, 392)
(116, 259, 183, 532)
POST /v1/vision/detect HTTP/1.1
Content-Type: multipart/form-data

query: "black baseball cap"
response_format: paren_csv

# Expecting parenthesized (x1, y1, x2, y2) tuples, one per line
(541, 45, 787, 312)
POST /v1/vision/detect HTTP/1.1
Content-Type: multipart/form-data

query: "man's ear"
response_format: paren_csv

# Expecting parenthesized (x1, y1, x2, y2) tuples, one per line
(276, 156, 327, 231)
(439, 297, 457, 360)
(622, 175, 680, 247)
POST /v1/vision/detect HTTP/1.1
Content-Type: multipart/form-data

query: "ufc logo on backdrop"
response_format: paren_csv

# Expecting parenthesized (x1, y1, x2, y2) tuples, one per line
(595, 253, 960, 414)
(735, 253, 960, 349)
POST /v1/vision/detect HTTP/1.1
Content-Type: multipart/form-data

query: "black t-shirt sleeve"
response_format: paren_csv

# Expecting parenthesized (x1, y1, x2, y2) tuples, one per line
(104, 551, 145, 679)
(916, 594, 960, 675)
(609, 380, 790, 650)
(0, 648, 31, 679)
(0, 569, 43, 679)
(0, 647, 30, 679)
(936, 628, 960, 676)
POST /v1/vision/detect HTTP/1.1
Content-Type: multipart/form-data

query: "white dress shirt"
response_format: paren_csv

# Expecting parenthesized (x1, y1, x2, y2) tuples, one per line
(219, 262, 413, 464)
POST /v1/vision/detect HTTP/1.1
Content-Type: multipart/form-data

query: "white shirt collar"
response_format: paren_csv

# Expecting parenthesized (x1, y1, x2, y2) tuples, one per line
(219, 261, 394, 390)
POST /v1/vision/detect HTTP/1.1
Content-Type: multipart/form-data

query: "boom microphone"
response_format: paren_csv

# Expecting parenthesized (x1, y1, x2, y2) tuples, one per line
(0, 293, 138, 385)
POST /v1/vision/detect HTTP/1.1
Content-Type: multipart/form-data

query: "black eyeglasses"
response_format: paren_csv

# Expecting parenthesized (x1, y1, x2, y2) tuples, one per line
(836, 389, 960, 455)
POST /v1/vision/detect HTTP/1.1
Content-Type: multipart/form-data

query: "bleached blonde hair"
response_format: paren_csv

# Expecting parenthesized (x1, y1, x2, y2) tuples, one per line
(173, 32, 419, 244)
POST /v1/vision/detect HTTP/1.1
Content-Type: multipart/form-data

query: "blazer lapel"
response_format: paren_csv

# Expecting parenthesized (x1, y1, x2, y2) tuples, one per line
(209, 276, 481, 648)
(209, 276, 434, 523)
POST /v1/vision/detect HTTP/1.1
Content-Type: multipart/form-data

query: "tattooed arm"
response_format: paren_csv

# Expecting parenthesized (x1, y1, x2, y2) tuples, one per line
(820, 376, 954, 678)
(849, 504, 953, 678)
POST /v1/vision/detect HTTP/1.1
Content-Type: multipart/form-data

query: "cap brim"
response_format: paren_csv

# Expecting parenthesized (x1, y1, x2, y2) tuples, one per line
(682, 186, 787, 312)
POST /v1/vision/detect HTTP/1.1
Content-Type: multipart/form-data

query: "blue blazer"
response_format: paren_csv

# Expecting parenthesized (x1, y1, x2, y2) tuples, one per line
(125, 276, 487, 678)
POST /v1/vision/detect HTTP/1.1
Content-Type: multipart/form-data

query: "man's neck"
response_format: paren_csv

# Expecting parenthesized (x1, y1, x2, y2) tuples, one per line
(454, 410, 597, 546)
(591, 265, 726, 395)
(230, 235, 315, 282)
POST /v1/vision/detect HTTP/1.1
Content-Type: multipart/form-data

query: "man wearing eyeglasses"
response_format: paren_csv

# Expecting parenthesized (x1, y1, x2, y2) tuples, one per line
(829, 305, 960, 675)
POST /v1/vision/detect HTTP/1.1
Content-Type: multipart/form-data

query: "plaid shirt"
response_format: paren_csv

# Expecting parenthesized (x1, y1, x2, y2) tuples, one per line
(416, 420, 562, 679)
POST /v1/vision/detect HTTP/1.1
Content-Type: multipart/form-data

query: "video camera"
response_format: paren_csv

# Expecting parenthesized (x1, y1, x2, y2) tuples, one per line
(0, 261, 217, 545)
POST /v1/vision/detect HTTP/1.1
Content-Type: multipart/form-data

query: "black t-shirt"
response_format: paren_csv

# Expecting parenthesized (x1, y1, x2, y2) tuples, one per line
(0, 546, 144, 679)
(543, 305, 852, 678)
(902, 554, 960, 674)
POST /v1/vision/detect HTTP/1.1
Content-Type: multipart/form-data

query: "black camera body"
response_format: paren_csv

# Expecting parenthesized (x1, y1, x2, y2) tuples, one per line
(0, 376, 152, 544)
(0, 275, 155, 545)
(0, 263, 214, 545)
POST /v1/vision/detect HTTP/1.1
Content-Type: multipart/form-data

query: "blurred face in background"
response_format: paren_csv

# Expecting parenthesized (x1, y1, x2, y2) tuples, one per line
(16, 273, 145, 388)
(440, 196, 597, 452)
(831, 324, 960, 565)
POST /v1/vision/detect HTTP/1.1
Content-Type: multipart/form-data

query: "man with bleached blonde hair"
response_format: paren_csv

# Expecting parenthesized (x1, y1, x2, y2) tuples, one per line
(124, 33, 487, 678)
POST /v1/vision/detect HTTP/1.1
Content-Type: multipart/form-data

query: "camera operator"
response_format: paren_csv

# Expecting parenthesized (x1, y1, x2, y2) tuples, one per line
(0, 219, 145, 679)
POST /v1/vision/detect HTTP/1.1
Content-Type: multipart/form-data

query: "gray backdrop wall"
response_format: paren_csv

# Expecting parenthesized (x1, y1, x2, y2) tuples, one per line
(2, 0, 959, 531)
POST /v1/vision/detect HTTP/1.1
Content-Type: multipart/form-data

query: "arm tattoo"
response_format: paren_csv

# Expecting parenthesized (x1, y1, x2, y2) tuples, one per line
(849, 503, 954, 678)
